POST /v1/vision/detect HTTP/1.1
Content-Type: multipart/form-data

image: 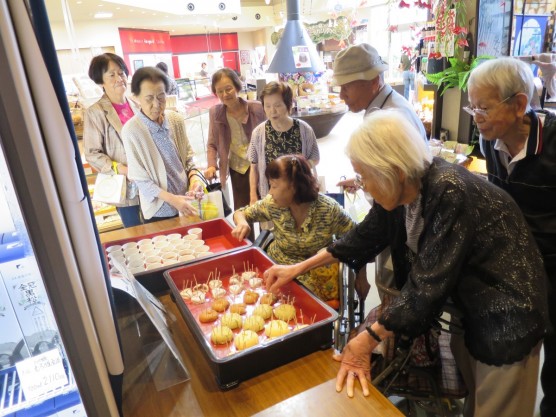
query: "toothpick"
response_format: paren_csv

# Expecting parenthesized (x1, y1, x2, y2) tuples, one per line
(311, 314, 316, 325)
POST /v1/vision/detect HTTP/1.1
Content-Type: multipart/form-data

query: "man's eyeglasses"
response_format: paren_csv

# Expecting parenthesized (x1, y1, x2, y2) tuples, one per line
(354, 174, 365, 189)
(462, 92, 518, 118)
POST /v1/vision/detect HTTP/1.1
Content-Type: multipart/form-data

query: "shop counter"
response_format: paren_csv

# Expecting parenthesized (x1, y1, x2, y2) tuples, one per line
(292, 109, 348, 139)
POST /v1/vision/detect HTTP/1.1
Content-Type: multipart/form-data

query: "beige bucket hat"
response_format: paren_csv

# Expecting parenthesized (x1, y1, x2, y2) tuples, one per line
(332, 43, 389, 86)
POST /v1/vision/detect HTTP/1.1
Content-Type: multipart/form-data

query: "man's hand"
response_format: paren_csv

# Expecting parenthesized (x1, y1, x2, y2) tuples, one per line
(204, 166, 217, 180)
(332, 331, 374, 398)
(231, 222, 251, 241)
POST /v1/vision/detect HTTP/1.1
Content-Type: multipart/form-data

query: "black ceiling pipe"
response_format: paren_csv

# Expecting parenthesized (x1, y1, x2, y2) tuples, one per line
(267, 0, 325, 73)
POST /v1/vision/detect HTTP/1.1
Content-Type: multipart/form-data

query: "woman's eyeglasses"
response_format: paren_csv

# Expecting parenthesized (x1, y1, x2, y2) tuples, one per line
(462, 92, 518, 118)
(354, 174, 365, 189)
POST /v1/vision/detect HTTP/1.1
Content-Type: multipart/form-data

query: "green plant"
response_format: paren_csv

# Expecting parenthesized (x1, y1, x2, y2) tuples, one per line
(425, 55, 494, 95)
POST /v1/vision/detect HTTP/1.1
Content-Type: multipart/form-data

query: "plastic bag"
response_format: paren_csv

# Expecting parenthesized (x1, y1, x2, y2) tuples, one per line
(345, 190, 372, 223)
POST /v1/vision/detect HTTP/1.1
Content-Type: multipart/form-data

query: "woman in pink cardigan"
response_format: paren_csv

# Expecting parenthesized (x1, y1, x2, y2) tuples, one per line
(204, 68, 266, 214)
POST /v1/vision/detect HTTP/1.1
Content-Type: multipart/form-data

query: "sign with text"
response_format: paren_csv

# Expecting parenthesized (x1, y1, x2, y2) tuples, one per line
(15, 348, 68, 400)
(119, 28, 172, 54)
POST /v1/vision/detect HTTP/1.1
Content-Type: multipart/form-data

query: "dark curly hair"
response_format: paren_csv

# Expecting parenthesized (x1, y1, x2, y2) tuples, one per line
(88, 53, 128, 85)
(260, 81, 294, 112)
(130, 66, 169, 96)
(266, 155, 319, 204)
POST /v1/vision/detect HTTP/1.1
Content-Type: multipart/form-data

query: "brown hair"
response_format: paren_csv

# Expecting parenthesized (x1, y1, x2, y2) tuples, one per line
(211, 68, 242, 94)
(266, 155, 319, 204)
(260, 81, 293, 111)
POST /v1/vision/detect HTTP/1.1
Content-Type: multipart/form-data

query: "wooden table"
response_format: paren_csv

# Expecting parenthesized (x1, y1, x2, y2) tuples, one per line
(102, 220, 403, 417)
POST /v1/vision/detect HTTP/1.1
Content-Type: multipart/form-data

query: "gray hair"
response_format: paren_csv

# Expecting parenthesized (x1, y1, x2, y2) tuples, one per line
(468, 57, 534, 105)
(346, 110, 431, 199)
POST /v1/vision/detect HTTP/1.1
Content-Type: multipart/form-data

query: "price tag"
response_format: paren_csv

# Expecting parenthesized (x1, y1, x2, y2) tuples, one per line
(16, 349, 68, 399)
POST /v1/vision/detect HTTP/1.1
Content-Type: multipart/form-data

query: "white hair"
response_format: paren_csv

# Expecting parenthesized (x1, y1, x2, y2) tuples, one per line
(468, 57, 534, 105)
(346, 110, 432, 199)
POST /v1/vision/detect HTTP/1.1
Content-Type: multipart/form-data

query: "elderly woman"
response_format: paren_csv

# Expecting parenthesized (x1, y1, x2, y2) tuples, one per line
(232, 155, 368, 302)
(204, 68, 266, 213)
(467, 57, 556, 417)
(83, 53, 142, 227)
(248, 81, 319, 205)
(122, 67, 201, 223)
(264, 110, 549, 417)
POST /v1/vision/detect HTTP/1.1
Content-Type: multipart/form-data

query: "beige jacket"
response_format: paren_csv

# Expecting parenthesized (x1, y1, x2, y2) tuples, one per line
(83, 94, 139, 206)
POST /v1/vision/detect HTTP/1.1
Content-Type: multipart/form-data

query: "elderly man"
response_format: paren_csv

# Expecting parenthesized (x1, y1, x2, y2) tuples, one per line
(467, 57, 556, 417)
(333, 43, 427, 139)
(335, 43, 427, 293)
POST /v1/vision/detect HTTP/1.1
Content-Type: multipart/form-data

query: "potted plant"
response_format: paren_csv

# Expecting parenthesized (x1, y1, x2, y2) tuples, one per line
(425, 54, 494, 95)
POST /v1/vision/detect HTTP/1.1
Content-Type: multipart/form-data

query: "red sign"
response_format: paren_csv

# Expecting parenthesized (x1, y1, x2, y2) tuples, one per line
(119, 28, 172, 54)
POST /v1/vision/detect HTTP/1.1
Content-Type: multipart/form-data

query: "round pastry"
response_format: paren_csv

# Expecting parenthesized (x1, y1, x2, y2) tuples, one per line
(260, 292, 277, 305)
(212, 287, 226, 299)
(229, 275, 241, 286)
(209, 279, 222, 289)
(229, 284, 242, 295)
(265, 320, 290, 338)
(230, 303, 247, 315)
(241, 271, 257, 281)
(211, 298, 230, 313)
(242, 315, 265, 332)
(211, 325, 233, 345)
(180, 288, 193, 300)
(199, 308, 218, 323)
(221, 312, 243, 329)
(243, 290, 259, 305)
(248, 277, 263, 288)
(191, 291, 206, 304)
(193, 283, 209, 293)
(252, 304, 273, 320)
(273, 304, 296, 322)
(234, 330, 259, 351)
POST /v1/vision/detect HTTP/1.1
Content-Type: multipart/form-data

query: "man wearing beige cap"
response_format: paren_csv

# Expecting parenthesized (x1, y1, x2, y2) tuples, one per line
(333, 43, 426, 140)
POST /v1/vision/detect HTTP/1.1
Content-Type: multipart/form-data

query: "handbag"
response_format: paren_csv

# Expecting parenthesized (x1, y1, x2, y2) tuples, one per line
(92, 173, 127, 205)
(188, 169, 232, 217)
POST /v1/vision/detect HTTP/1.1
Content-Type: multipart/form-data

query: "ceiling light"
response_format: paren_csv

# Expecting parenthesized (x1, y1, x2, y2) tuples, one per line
(94, 11, 113, 18)
(265, 0, 271, 4)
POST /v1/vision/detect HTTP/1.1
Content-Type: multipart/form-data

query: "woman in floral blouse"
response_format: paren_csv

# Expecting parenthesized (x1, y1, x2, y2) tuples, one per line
(248, 81, 319, 205)
(232, 154, 368, 302)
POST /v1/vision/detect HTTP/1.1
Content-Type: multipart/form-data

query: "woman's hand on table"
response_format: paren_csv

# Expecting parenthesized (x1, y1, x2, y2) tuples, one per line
(333, 331, 375, 398)
(264, 264, 300, 293)
(232, 221, 251, 241)
(204, 166, 217, 180)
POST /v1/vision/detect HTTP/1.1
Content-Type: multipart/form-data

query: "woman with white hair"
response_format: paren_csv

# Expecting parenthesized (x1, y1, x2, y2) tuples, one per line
(264, 110, 549, 417)
(467, 57, 556, 417)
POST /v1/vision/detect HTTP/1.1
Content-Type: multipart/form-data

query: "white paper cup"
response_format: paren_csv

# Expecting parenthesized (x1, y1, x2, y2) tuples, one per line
(108, 251, 125, 261)
(188, 240, 205, 248)
(145, 255, 162, 265)
(138, 243, 154, 253)
(106, 245, 123, 253)
(196, 251, 213, 258)
(129, 266, 145, 274)
(152, 235, 167, 243)
(183, 234, 199, 242)
(194, 245, 210, 253)
(122, 242, 137, 250)
(126, 254, 144, 265)
(167, 233, 182, 241)
(142, 249, 159, 259)
(154, 240, 170, 250)
(174, 243, 190, 252)
(123, 247, 140, 257)
(146, 263, 161, 270)
(159, 245, 177, 254)
(138, 238, 153, 246)
(127, 258, 144, 269)
(178, 249, 194, 257)
(163, 258, 179, 266)
(188, 227, 203, 240)
(178, 254, 196, 262)
(161, 252, 178, 262)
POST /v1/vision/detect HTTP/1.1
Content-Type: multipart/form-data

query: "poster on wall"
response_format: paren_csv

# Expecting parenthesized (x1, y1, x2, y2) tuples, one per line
(476, 0, 512, 56)
(240, 50, 251, 65)
(513, 15, 549, 56)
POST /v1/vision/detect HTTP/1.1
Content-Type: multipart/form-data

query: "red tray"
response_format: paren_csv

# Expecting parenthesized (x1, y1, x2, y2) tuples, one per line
(164, 247, 338, 389)
(102, 218, 249, 294)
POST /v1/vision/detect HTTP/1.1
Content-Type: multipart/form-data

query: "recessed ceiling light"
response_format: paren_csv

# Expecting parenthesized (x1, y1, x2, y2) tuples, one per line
(98, 3, 103, 6)
(116, 7, 120, 9)
(76, 0, 82, 4)
(94, 11, 113, 18)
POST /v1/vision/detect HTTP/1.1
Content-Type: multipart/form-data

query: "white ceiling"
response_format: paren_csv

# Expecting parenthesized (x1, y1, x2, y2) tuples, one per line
(43, 0, 341, 35)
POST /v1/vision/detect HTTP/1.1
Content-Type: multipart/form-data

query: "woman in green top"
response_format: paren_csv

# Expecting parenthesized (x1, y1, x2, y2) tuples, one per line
(232, 154, 369, 302)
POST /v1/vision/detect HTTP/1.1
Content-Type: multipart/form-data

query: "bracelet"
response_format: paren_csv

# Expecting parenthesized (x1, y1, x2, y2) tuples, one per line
(366, 326, 382, 343)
